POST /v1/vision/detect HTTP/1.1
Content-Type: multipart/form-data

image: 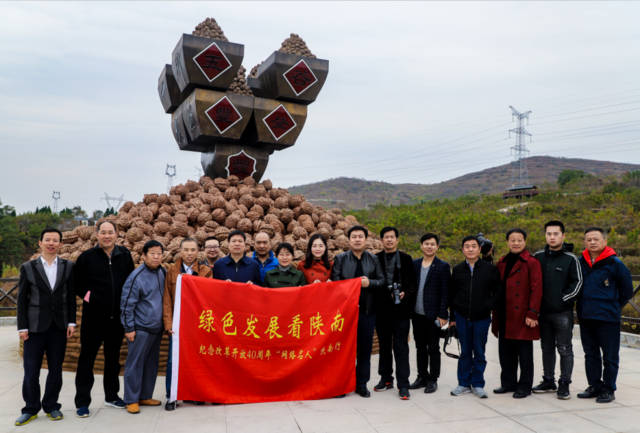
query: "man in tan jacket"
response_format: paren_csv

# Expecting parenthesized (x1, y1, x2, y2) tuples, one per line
(162, 238, 212, 411)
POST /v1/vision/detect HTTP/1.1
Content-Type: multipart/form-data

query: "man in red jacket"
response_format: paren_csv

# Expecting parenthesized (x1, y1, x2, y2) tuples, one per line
(493, 228, 542, 399)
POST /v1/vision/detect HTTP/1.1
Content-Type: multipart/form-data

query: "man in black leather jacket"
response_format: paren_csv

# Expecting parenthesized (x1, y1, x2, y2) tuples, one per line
(374, 227, 416, 400)
(331, 225, 384, 397)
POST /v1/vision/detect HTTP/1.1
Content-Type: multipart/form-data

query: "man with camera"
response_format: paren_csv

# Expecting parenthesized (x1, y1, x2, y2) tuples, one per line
(374, 227, 417, 400)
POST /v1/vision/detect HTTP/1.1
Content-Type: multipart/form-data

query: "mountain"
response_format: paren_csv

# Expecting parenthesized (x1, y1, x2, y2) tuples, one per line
(288, 156, 640, 209)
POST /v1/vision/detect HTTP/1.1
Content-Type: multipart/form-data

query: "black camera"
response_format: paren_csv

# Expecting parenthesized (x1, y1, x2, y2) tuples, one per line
(388, 282, 402, 305)
(476, 232, 493, 255)
(476, 232, 494, 263)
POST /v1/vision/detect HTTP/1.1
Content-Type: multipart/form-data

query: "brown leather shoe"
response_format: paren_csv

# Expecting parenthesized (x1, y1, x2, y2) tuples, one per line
(139, 399, 162, 406)
(126, 403, 140, 414)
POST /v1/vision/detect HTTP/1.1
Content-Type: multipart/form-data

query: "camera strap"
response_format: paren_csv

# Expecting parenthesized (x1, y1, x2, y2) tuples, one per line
(394, 251, 401, 284)
(443, 326, 461, 359)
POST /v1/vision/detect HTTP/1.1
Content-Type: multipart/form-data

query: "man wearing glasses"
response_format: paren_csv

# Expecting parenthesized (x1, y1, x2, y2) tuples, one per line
(201, 237, 221, 271)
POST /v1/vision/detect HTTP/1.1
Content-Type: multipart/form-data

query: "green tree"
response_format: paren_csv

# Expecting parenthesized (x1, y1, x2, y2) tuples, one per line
(59, 207, 74, 217)
(0, 201, 25, 275)
(557, 169, 587, 187)
(15, 212, 61, 262)
(71, 206, 87, 218)
(0, 203, 16, 217)
(623, 170, 640, 187)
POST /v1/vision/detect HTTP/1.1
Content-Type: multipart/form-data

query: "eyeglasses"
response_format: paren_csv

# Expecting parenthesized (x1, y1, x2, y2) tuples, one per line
(205, 246, 220, 250)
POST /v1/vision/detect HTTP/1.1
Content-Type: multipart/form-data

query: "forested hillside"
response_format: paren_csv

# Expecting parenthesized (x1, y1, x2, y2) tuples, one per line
(350, 171, 640, 273)
(290, 156, 640, 209)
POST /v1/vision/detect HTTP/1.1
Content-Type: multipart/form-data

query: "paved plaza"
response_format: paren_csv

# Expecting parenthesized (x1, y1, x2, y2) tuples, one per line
(1, 326, 639, 433)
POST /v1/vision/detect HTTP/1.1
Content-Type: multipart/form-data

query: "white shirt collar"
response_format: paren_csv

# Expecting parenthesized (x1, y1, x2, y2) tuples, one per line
(40, 256, 58, 267)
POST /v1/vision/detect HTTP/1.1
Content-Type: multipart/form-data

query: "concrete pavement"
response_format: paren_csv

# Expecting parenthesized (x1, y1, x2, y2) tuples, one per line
(1, 326, 639, 433)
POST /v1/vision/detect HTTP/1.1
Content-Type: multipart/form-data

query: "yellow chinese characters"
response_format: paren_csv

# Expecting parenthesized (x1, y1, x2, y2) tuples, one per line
(331, 311, 344, 332)
(242, 314, 260, 339)
(198, 309, 216, 333)
(310, 312, 325, 336)
(264, 316, 283, 339)
(222, 312, 237, 335)
(288, 314, 303, 339)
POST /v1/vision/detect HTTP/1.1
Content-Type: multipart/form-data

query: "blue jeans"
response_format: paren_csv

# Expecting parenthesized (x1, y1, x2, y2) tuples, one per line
(455, 312, 491, 388)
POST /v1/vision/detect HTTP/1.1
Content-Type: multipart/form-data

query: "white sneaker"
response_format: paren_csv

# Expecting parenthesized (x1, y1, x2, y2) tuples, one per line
(450, 385, 472, 396)
(472, 387, 488, 398)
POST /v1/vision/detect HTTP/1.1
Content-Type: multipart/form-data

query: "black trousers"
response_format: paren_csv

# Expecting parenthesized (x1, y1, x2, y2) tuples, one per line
(580, 319, 620, 392)
(356, 311, 376, 388)
(498, 336, 534, 392)
(539, 310, 574, 384)
(376, 313, 410, 388)
(75, 315, 124, 407)
(411, 314, 441, 382)
(22, 325, 67, 414)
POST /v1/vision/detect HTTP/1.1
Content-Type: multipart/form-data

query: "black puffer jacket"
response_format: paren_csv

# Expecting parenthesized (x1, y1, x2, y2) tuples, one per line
(74, 245, 135, 319)
(534, 244, 583, 314)
(331, 250, 384, 315)
(450, 259, 501, 321)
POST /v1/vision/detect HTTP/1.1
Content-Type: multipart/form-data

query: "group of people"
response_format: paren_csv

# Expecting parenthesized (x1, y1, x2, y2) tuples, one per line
(15, 219, 635, 426)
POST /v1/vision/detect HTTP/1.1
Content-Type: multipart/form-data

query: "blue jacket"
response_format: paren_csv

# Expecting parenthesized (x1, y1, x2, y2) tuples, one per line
(577, 247, 633, 323)
(251, 251, 279, 284)
(213, 255, 261, 284)
(120, 263, 166, 333)
(413, 256, 451, 320)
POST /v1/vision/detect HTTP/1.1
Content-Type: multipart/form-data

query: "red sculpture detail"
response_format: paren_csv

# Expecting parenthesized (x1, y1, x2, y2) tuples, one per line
(263, 105, 296, 141)
(226, 151, 256, 180)
(283, 59, 318, 96)
(193, 42, 232, 82)
(205, 96, 242, 134)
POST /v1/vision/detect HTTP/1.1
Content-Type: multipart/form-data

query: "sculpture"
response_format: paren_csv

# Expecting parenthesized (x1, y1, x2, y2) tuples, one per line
(158, 18, 329, 182)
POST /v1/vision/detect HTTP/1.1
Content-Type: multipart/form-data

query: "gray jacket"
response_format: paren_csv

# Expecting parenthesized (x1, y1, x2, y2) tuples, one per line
(120, 264, 166, 333)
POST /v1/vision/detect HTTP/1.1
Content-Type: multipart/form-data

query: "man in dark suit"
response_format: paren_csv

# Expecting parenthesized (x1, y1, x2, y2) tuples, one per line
(16, 227, 76, 426)
(410, 233, 450, 394)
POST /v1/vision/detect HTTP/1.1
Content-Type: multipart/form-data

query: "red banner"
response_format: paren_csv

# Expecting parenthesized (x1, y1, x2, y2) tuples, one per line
(170, 275, 361, 404)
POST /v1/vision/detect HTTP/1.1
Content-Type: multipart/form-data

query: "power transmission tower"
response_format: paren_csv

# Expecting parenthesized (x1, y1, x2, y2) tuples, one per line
(508, 106, 532, 187)
(101, 193, 125, 211)
(52, 191, 61, 213)
(165, 164, 177, 193)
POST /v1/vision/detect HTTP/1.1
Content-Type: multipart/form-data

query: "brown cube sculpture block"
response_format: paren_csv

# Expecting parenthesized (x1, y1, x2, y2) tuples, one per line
(171, 34, 244, 93)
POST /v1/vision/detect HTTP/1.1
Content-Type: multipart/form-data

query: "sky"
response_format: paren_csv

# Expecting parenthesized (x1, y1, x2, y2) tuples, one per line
(1, 1, 639, 213)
